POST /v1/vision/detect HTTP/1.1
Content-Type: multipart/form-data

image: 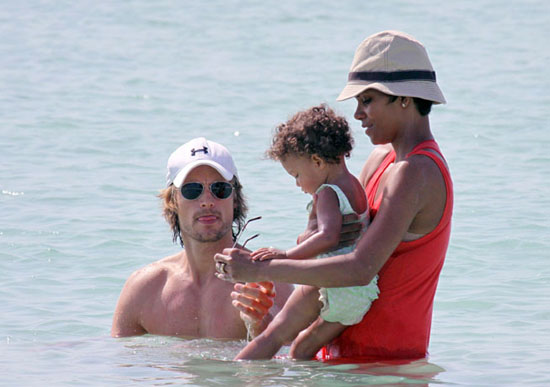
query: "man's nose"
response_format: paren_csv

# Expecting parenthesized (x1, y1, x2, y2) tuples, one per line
(200, 200, 214, 208)
(199, 190, 216, 207)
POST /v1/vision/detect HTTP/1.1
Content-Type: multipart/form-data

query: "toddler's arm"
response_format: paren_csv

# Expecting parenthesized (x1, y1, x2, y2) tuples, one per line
(253, 187, 342, 261)
(297, 196, 318, 244)
(298, 193, 363, 248)
(251, 247, 287, 261)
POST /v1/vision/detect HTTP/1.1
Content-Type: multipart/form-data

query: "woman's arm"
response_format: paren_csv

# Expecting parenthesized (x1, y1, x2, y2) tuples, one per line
(215, 158, 435, 287)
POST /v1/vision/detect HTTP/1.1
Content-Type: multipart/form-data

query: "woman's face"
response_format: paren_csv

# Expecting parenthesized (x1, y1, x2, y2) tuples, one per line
(353, 89, 404, 145)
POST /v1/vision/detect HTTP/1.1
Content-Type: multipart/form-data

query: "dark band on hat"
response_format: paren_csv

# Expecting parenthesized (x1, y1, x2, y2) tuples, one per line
(348, 70, 436, 82)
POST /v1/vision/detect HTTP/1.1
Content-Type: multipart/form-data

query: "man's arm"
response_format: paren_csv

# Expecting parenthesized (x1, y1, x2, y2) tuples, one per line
(111, 271, 148, 337)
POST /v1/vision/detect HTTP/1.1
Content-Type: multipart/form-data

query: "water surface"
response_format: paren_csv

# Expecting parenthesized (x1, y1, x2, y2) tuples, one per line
(1, 0, 549, 385)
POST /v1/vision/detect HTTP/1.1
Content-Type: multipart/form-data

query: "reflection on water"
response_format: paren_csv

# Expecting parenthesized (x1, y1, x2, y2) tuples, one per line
(2, 335, 444, 385)
(113, 337, 444, 386)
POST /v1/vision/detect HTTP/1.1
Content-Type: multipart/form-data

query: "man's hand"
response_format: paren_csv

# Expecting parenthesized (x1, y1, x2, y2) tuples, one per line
(231, 281, 276, 338)
(251, 247, 287, 261)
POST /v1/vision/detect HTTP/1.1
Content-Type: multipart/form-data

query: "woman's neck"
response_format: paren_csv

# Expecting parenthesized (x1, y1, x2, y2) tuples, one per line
(391, 115, 433, 161)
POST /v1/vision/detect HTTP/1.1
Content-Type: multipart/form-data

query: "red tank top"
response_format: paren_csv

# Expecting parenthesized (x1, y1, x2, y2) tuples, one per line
(318, 140, 453, 362)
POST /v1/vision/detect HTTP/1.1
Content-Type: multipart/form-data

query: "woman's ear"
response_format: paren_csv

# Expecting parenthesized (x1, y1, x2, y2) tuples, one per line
(400, 96, 412, 109)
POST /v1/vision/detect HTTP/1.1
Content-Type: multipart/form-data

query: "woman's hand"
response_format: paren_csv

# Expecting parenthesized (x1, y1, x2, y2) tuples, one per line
(336, 213, 364, 250)
(298, 212, 363, 252)
(231, 281, 276, 338)
(214, 248, 261, 283)
(297, 193, 363, 250)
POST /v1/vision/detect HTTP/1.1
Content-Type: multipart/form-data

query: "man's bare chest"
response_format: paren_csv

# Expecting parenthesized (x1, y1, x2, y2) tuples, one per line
(142, 279, 245, 339)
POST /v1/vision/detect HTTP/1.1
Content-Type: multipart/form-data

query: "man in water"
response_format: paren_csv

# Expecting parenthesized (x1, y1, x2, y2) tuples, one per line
(112, 137, 293, 339)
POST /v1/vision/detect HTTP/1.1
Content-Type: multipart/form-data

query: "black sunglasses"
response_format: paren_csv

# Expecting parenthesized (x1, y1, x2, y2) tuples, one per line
(180, 181, 234, 200)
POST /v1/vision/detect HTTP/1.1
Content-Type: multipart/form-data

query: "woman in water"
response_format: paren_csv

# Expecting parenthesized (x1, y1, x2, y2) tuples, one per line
(216, 30, 453, 361)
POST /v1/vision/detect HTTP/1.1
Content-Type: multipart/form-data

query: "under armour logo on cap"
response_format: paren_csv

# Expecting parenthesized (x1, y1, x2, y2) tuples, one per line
(166, 137, 238, 188)
(191, 146, 208, 156)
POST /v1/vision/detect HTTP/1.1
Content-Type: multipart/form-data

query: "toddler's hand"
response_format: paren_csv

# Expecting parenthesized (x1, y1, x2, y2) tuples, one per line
(251, 247, 287, 261)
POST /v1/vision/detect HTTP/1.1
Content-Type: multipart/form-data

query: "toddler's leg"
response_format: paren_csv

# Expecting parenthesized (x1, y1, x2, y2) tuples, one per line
(289, 318, 347, 360)
(235, 285, 321, 360)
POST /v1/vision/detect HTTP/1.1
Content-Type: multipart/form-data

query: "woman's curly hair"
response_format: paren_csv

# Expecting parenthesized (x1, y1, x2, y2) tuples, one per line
(267, 104, 354, 163)
(158, 177, 248, 247)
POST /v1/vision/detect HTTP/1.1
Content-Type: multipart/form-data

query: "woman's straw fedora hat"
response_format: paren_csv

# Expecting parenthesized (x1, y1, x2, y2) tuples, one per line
(337, 30, 446, 104)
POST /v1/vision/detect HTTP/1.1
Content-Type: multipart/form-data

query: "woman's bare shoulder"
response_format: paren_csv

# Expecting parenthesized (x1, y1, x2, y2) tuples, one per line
(358, 144, 393, 188)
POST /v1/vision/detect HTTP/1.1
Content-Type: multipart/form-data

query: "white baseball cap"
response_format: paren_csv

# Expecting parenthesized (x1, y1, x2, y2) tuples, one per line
(166, 137, 238, 188)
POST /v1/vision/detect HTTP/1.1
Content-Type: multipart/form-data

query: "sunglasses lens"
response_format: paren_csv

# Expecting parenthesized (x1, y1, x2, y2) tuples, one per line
(211, 182, 233, 199)
(180, 183, 203, 200)
(180, 182, 233, 200)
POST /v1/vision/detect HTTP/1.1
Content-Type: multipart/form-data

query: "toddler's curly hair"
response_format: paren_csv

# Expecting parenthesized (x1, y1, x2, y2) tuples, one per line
(267, 104, 353, 164)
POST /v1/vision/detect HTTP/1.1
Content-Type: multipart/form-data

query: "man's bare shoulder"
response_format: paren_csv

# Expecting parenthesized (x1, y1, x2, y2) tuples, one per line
(112, 253, 185, 337)
(125, 253, 183, 294)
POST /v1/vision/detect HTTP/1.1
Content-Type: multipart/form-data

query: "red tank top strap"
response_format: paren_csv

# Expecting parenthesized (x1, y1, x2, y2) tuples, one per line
(365, 140, 452, 236)
(401, 140, 454, 245)
(407, 140, 446, 161)
(365, 150, 395, 211)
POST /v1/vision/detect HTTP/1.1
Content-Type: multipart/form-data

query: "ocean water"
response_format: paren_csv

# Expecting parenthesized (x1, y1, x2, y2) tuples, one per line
(1, 0, 549, 385)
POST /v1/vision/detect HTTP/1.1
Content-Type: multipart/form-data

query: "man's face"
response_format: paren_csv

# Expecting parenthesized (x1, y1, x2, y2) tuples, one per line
(176, 165, 234, 243)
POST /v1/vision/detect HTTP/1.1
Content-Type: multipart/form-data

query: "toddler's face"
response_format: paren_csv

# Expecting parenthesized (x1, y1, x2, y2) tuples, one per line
(280, 155, 325, 195)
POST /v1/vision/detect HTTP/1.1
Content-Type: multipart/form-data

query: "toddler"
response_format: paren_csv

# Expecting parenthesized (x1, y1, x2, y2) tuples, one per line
(235, 104, 379, 360)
